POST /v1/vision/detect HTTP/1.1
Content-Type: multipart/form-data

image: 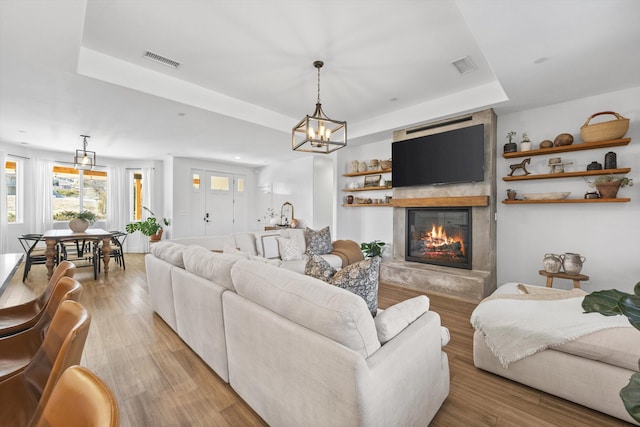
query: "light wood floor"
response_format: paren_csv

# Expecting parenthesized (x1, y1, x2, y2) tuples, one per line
(1, 254, 632, 426)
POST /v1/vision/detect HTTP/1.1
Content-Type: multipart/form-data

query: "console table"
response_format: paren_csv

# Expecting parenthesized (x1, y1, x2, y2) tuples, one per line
(43, 229, 113, 280)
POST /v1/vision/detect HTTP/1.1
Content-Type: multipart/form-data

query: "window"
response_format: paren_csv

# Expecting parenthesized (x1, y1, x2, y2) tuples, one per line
(210, 175, 230, 191)
(52, 166, 107, 221)
(5, 160, 19, 223)
(236, 176, 245, 193)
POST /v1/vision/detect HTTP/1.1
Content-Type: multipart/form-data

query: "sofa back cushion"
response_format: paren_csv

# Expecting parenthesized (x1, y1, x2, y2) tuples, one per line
(150, 241, 186, 268)
(183, 245, 245, 291)
(233, 232, 258, 256)
(169, 235, 236, 251)
(231, 260, 381, 358)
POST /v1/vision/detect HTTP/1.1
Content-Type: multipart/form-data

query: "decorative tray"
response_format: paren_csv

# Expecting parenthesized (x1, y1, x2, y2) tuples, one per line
(522, 192, 571, 200)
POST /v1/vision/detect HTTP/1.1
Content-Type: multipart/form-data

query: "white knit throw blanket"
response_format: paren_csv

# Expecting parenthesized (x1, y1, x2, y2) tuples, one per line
(470, 283, 632, 367)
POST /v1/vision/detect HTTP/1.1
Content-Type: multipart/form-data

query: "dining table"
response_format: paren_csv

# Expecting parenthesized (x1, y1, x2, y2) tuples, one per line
(43, 228, 113, 280)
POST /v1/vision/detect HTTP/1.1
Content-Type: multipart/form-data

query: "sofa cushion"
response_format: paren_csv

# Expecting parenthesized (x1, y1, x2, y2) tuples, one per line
(231, 260, 381, 358)
(183, 245, 246, 291)
(305, 253, 336, 282)
(305, 226, 333, 255)
(282, 228, 306, 254)
(276, 236, 303, 261)
(170, 235, 236, 251)
(150, 241, 186, 268)
(374, 295, 430, 344)
(233, 232, 258, 256)
(330, 256, 380, 317)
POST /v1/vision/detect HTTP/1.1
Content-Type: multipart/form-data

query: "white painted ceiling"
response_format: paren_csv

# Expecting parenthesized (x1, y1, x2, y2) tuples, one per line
(1, 0, 639, 166)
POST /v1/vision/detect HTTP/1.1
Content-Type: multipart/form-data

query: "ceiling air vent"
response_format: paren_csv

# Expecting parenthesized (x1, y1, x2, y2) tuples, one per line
(451, 56, 476, 74)
(143, 50, 181, 69)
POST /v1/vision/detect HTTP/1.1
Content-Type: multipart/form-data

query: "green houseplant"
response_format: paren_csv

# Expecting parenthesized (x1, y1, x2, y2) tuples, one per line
(67, 210, 97, 233)
(583, 283, 640, 422)
(126, 206, 169, 241)
(360, 240, 385, 258)
(592, 175, 633, 199)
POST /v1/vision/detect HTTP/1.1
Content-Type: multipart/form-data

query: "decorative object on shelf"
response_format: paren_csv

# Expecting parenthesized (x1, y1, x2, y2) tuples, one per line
(346, 195, 354, 204)
(580, 111, 629, 143)
(369, 159, 380, 170)
(542, 253, 562, 274)
(553, 133, 574, 146)
(539, 139, 553, 149)
(73, 135, 96, 170)
(126, 206, 170, 241)
(504, 131, 517, 153)
(604, 151, 617, 169)
(506, 189, 517, 200)
(584, 191, 600, 199)
(292, 60, 346, 154)
(520, 133, 532, 151)
(548, 157, 572, 174)
(290, 218, 299, 228)
(384, 195, 392, 204)
(358, 161, 367, 173)
(586, 161, 603, 171)
(380, 159, 392, 170)
(523, 192, 570, 200)
(350, 160, 359, 174)
(364, 175, 381, 188)
(68, 210, 97, 233)
(383, 179, 392, 188)
(280, 202, 294, 227)
(360, 240, 385, 258)
(592, 175, 633, 199)
(560, 253, 585, 276)
(508, 157, 531, 176)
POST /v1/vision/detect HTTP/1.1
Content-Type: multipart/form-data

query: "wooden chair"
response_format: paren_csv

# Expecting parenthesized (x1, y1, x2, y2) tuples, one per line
(0, 260, 76, 337)
(99, 231, 127, 271)
(0, 300, 91, 426)
(0, 277, 83, 382)
(28, 365, 119, 427)
(18, 234, 56, 281)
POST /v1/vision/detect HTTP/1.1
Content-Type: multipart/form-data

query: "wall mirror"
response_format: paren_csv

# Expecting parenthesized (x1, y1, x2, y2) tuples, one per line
(281, 202, 294, 226)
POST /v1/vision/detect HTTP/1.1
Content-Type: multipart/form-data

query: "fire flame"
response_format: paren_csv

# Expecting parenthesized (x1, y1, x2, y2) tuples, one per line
(420, 224, 465, 255)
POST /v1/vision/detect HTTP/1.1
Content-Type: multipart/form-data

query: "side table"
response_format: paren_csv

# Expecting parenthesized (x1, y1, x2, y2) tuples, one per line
(538, 270, 589, 289)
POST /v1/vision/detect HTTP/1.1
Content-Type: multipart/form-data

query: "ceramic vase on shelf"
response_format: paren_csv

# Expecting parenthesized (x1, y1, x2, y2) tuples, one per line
(560, 253, 586, 275)
(542, 253, 562, 274)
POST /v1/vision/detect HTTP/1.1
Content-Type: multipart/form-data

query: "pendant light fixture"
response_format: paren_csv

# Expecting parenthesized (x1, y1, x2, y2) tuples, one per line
(73, 135, 96, 170)
(292, 60, 347, 154)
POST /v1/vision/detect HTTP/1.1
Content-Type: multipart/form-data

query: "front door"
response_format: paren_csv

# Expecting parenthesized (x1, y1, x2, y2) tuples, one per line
(190, 169, 246, 236)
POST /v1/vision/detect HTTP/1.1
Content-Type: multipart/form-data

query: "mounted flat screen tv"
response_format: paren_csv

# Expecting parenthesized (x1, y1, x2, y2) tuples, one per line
(392, 124, 484, 187)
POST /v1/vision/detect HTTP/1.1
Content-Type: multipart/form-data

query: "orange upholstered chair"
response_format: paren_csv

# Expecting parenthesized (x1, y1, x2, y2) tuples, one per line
(0, 300, 91, 426)
(28, 365, 119, 427)
(0, 260, 76, 337)
(0, 277, 83, 382)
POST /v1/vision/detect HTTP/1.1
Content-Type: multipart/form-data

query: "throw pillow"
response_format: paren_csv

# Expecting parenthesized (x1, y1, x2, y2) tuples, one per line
(305, 226, 333, 255)
(276, 236, 303, 261)
(254, 231, 282, 257)
(330, 256, 381, 316)
(305, 253, 337, 282)
(374, 295, 430, 344)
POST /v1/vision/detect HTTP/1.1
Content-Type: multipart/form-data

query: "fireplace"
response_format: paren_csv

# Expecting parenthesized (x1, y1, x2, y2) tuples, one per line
(406, 207, 472, 269)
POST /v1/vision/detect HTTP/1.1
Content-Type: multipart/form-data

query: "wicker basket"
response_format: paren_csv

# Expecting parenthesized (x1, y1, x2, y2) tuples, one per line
(580, 111, 629, 143)
(380, 159, 392, 170)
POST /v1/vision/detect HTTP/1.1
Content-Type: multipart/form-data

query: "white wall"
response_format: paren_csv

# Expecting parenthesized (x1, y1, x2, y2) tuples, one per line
(497, 86, 640, 292)
(335, 139, 394, 255)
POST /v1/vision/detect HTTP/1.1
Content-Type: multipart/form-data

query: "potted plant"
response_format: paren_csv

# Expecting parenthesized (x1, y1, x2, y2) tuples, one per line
(69, 210, 97, 233)
(126, 207, 170, 241)
(360, 240, 385, 258)
(592, 175, 633, 199)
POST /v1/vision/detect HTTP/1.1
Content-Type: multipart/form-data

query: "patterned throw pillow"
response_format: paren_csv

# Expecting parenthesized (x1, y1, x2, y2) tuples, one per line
(276, 236, 303, 261)
(330, 256, 381, 316)
(305, 254, 337, 282)
(305, 226, 333, 255)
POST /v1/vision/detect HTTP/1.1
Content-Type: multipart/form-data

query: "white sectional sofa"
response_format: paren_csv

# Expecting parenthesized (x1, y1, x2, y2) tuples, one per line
(145, 238, 450, 426)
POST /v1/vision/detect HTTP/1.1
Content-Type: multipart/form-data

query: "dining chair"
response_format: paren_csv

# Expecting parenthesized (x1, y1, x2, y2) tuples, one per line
(0, 260, 76, 337)
(18, 234, 58, 281)
(99, 231, 127, 271)
(27, 365, 119, 427)
(0, 300, 91, 426)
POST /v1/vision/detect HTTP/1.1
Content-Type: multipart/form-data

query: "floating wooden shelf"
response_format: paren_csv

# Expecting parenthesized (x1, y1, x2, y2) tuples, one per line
(503, 168, 631, 181)
(391, 196, 490, 208)
(502, 198, 630, 204)
(342, 203, 392, 207)
(343, 186, 392, 192)
(502, 138, 631, 159)
(342, 168, 392, 177)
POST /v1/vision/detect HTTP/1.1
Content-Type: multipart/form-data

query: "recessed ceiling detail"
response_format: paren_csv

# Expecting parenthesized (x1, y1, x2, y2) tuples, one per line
(451, 56, 477, 74)
(143, 50, 181, 69)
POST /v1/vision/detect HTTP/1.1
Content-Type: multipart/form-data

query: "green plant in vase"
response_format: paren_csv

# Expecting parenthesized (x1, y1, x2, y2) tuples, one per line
(360, 240, 385, 258)
(126, 206, 169, 240)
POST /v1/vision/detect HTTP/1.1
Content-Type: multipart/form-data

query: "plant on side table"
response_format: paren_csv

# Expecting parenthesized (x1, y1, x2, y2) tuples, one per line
(360, 240, 385, 258)
(125, 207, 170, 241)
(583, 283, 640, 422)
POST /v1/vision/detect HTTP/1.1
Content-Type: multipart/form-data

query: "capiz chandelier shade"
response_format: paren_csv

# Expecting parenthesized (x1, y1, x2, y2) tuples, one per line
(292, 60, 347, 154)
(73, 135, 96, 170)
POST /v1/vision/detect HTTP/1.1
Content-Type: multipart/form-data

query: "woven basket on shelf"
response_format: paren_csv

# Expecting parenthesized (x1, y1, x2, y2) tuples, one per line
(580, 111, 629, 143)
(380, 159, 392, 170)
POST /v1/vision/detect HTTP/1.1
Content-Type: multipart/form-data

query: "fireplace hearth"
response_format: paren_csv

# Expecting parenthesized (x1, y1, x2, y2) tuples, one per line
(406, 207, 471, 269)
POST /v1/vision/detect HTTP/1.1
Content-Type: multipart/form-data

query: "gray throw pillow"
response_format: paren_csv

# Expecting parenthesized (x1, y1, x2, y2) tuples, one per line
(305, 253, 337, 282)
(305, 226, 333, 255)
(330, 256, 381, 316)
